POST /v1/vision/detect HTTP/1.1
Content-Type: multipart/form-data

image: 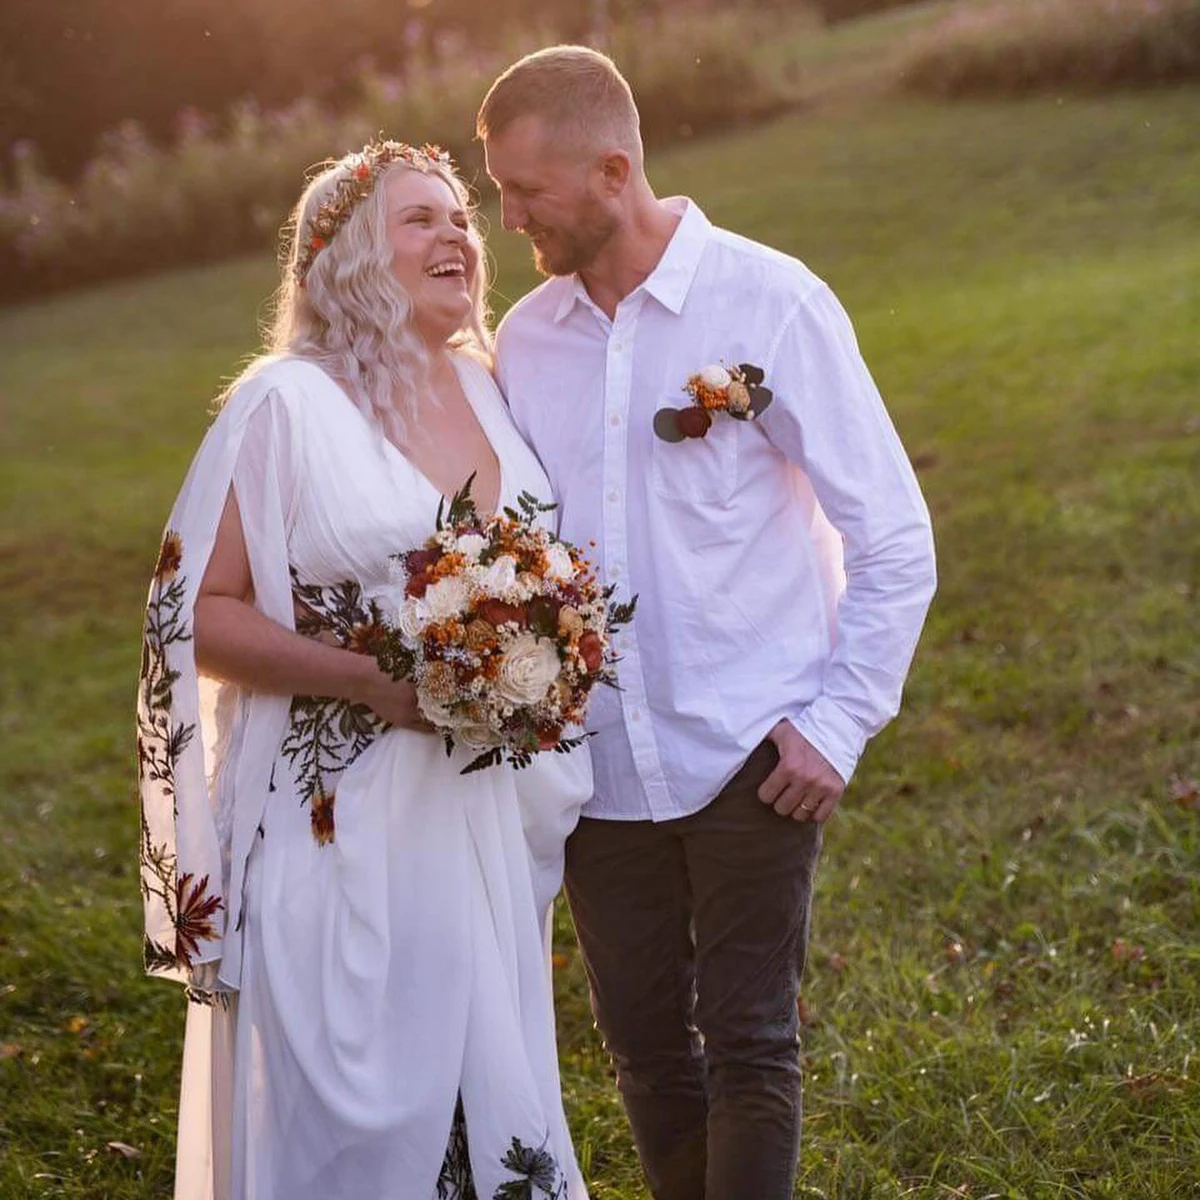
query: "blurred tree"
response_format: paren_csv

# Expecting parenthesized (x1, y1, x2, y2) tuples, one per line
(0, 0, 725, 183)
(807, 0, 927, 23)
(1, 0, 441, 179)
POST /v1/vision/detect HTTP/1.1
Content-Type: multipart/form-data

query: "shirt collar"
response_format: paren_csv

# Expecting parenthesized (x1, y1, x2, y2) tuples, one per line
(640, 197, 710, 315)
(552, 197, 710, 324)
(552, 274, 592, 324)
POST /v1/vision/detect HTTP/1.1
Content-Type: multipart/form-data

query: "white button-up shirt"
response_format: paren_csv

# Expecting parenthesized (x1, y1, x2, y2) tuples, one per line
(496, 198, 936, 822)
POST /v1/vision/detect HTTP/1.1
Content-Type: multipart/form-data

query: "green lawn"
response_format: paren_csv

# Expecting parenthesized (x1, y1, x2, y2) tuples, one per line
(2, 52, 1199, 1200)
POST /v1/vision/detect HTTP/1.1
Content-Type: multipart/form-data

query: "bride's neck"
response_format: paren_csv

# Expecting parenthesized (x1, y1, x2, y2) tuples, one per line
(424, 344, 458, 389)
(390, 343, 457, 413)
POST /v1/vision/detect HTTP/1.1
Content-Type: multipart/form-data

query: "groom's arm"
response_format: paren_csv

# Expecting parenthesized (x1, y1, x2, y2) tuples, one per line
(756, 282, 937, 816)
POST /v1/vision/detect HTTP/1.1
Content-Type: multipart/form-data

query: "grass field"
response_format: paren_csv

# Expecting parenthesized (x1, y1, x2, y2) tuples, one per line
(2, 19, 1199, 1200)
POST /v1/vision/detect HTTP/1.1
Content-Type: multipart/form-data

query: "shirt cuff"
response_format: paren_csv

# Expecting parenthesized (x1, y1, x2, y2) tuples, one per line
(789, 698, 869, 787)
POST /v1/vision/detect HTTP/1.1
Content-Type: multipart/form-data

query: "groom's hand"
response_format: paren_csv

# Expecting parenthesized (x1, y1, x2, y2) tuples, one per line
(758, 720, 845, 823)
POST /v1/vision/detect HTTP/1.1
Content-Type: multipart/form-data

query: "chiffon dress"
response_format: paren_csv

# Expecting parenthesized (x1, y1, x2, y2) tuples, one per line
(138, 353, 590, 1200)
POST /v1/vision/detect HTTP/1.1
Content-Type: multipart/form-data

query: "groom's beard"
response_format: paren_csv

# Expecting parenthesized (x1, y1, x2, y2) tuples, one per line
(527, 207, 616, 277)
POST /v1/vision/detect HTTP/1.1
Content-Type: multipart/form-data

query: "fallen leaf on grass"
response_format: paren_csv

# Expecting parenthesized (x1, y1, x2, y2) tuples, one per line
(105, 1141, 142, 1159)
(0, 1042, 22, 1059)
(64, 1015, 90, 1035)
(797, 997, 818, 1028)
(826, 952, 848, 974)
(1110, 938, 1146, 964)
(550, 953, 569, 969)
(1120, 1071, 1188, 1099)
(944, 940, 967, 965)
(1169, 774, 1199, 810)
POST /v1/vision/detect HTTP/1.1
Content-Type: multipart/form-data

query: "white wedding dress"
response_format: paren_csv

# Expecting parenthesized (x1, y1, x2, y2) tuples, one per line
(142, 353, 591, 1200)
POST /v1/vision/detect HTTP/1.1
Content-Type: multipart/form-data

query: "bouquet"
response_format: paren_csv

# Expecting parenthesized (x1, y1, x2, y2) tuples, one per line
(367, 479, 636, 774)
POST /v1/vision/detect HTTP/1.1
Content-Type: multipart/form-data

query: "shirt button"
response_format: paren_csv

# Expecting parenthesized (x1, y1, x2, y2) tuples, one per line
(631, 709, 642, 722)
(607, 490, 619, 502)
(609, 414, 621, 427)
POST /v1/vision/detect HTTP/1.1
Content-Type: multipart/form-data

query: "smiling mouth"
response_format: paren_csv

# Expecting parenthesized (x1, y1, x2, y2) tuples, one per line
(426, 260, 466, 279)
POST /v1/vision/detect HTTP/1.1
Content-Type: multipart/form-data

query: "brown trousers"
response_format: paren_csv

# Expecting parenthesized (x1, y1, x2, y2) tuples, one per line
(564, 740, 823, 1200)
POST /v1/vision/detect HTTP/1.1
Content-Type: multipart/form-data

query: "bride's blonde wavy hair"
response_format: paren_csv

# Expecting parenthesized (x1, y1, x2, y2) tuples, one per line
(225, 151, 491, 444)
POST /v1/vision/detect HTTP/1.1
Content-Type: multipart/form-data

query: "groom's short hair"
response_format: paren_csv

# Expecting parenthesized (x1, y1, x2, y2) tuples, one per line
(476, 46, 641, 159)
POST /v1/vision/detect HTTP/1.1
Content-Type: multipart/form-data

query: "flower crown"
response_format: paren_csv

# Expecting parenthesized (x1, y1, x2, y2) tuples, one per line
(295, 140, 454, 285)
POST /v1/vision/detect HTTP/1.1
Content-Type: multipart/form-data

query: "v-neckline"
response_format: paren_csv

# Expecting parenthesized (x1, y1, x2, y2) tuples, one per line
(394, 353, 506, 520)
(321, 352, 507, 522)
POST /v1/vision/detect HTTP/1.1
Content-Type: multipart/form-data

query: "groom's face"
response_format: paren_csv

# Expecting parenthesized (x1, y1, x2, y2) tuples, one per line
(485, 116, 616, 277)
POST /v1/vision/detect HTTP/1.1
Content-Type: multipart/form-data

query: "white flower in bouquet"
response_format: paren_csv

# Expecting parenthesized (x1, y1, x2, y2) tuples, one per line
(456, 532, 488, 561)
(456, 722, 504, 750)
(699, 364, 732, 389)
(545, 542, 574, 582)
(418, 694, 454, 727)
(424, 575, 470, 621)
(495, 632, 562, 706)
(558, 606, 585, 638)
(396, 596, 428, 641)
(480, 554, 520, 598)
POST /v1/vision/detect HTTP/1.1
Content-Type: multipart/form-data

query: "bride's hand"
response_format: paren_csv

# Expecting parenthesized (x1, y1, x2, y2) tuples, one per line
(354, 665, 435, 732)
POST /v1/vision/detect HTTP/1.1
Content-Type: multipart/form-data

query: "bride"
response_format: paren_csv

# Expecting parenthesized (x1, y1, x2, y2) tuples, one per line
(136, 140, 591, 1199)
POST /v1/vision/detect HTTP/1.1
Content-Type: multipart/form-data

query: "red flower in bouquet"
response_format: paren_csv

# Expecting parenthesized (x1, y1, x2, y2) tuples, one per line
(577, 631, 605, 674)
(476, 598, 528, 628)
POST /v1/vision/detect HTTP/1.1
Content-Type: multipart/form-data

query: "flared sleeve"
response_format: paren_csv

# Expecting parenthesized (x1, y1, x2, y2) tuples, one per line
(136, 359, 302, 992)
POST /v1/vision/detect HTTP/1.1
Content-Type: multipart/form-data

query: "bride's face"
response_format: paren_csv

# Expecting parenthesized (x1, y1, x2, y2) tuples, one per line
(383, 168, 479, 345)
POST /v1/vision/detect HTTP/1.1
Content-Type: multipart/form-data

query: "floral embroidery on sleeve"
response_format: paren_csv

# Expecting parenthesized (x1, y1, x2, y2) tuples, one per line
(138, 532, 224, 974)
(281, 572, 389, 845)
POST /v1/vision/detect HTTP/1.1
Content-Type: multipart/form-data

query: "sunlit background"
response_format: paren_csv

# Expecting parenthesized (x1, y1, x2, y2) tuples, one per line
(2, 0, 1198, 1196)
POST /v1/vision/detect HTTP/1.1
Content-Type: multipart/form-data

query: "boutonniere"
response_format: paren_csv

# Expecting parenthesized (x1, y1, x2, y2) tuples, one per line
(653, 362, 774, 441)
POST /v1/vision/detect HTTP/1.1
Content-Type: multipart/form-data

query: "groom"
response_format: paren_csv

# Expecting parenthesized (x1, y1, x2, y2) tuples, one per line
(479, 48, 936, 1199)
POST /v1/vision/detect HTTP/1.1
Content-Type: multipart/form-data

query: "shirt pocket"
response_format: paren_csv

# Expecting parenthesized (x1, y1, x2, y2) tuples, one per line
(649, 408, 739, 504)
